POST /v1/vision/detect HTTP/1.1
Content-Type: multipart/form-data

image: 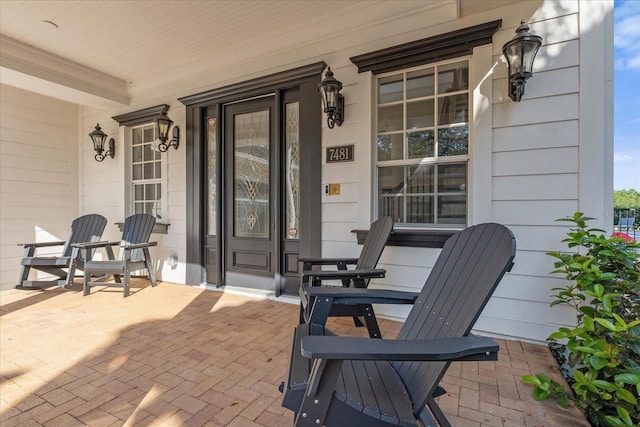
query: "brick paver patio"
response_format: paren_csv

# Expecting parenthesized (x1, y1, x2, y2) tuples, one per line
(1, 281, 589, 426)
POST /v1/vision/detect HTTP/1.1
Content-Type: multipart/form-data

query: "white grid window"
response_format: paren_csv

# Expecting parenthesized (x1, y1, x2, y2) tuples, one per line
(131, 124, 162, 219)
(375, 58, 470, 227)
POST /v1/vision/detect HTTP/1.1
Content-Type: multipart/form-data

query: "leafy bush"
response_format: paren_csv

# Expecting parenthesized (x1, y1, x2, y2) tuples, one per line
(523, 212, 640, 427)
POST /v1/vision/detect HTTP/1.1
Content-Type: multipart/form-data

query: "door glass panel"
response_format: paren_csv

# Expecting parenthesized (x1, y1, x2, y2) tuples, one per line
(234, 109, 270, 238)
(207, 117, 217, 235)
(285, 102, 300, 240)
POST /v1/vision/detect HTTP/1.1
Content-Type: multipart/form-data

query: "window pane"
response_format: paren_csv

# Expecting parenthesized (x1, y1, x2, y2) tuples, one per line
(143, 144, 154, 161)
(285, 102, 300, 240)
(144, 163, 154, 180)
(407, 130, 434, 158)
(437, 163, 467, 193)
(132, 164, 142, 180)
(207, 117, 217, 236)
(378, 75, 403, 103)
(378, 105, 403, 132)
(134, 184, 144, 201)
(438, 126, 468, 156)
(438, 195, 466, 224)
(145, 183, 156, 200)
(144, 126, 154, 143)
(155, 162, 161, 179)
(406, 100, 434, 129)
(438, 61, 469, 93)
(407, 196, 434, 223)
(132, 128, 143, 145)
(407, 68, 434, 99)
(378, 166, 404, 195)
(379, 194, 404, 223)
(234, 109, 270, 238)
(132, 146, 142, 163)
(134, 202, 144, 214)
(407, 164, 434, 193)
(377, 134, 404, 161)
(438, 94, 468, 125)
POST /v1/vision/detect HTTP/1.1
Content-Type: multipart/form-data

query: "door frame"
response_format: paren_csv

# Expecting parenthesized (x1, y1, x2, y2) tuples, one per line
(179, 62, 325, 292)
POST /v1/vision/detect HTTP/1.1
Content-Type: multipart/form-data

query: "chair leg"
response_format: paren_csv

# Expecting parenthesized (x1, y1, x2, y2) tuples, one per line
(17, 246, 35, 287)
(361, 304, 382, 339)
(123, 266, 130, 297)
(83, 271, 91, 296)
(143, 248, 156, 286)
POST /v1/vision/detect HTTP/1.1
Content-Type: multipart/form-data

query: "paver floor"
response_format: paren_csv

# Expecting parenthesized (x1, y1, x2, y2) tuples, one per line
(1, 281, 589, 426)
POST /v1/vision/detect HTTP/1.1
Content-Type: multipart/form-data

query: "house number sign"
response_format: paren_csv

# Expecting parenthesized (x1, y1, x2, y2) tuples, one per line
(326, 145, 354, 163)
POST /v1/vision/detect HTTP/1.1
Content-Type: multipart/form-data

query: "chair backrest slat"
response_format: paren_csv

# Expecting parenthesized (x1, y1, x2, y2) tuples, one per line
(61, 214, 108, 258)
(392, 223, 516, 416)
(119, 214, 156, 262)
(355, 216, 393, 271)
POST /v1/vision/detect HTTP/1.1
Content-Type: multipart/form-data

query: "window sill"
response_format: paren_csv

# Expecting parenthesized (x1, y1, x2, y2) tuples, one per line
(115, 222, 170, 235)
(353, 228, 459, 248)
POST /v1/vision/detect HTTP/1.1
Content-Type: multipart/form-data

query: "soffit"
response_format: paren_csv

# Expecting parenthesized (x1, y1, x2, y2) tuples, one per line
(0, 0, 514, 107)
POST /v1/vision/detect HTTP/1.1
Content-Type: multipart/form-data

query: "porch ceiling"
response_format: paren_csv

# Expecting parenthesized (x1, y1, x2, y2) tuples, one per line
(0, 0, 516, 108)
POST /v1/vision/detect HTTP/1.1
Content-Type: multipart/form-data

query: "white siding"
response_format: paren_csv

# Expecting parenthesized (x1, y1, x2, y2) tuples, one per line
(0, 84, 79, 290)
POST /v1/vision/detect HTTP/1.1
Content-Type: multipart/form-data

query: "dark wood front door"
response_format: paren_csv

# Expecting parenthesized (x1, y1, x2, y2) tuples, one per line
(223, 97, 276, 289)
(182, 63, 324, 296)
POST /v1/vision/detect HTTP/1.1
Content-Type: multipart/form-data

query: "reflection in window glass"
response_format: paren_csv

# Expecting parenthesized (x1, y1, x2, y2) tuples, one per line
(207, 117, 217, 236)
(285, 102, 300, 240)
(376, 59, 469, 227)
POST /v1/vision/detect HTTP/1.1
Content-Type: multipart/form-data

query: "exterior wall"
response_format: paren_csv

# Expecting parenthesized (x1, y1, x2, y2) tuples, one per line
(0, 85, 79, 291)
(0, 0, 612, 343)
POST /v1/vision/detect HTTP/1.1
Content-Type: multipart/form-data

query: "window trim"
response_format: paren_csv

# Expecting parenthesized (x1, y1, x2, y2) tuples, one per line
(350, 20, 501, 75)
(112, 104, 171, 233)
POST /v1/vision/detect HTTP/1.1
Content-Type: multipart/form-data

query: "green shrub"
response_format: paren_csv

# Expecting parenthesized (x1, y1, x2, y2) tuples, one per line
(522, 212, 640, 427)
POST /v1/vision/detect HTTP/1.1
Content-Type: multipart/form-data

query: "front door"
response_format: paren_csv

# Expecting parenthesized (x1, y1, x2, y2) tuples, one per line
(224, 97, 276, 289)
(183, 62, 324, 295)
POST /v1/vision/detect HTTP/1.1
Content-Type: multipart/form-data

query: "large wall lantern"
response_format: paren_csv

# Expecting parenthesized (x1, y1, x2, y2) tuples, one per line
(318, 67, 344, 128)
(502, 20, 543, 102)
(155, 110, 180, 152)
(89, 123, 115, 162)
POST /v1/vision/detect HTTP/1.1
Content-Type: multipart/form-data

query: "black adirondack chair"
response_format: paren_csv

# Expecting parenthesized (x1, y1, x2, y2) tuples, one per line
(76, 214, 157, 297)
(17, 214, 107, 288)
(282, 223, 516, 426)
(298, 216, 393, 338)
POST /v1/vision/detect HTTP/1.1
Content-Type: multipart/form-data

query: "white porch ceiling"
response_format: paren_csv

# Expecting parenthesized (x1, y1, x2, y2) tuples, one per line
(0, 0, 516, 109)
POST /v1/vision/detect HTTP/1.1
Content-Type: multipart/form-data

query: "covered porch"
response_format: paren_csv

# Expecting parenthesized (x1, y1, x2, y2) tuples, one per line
(1, 281, 589, 426)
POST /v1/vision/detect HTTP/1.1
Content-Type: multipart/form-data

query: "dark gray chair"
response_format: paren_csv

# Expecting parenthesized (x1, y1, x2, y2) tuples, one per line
(76, 214, 157, 297)
(282, 223, 516, 427)
(298, 216, 393, 338)
(17, 214, 107, 288)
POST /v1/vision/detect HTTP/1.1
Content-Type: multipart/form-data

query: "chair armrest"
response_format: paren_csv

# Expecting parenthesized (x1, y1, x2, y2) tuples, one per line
(298, 257, 359, 266)
(72, 241, 117, 249)
(306, 268, 386, 282)
(18, 241, 66, 248)
(122, 242, 158, 250)
(305, 287, 418, 305)
(301, 335, 499, 362)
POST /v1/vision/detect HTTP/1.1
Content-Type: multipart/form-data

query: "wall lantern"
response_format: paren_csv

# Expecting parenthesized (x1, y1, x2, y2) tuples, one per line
(155, 110, 180, 152)
(89, 123, 115, 162)
(502, 20, 543, 102)
(318, 67, 344, 128)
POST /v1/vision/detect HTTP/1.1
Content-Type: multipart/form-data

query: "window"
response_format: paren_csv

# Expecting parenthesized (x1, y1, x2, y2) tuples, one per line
(375, 59, 469, 227)
(131, 124, 163, 220)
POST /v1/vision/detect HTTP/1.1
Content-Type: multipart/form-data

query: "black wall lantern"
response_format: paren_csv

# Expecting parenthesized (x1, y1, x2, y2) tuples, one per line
(155, 110, 180, 152)
(89, 123, 115, 162)
(502, 20, 543, 102)
(318, 67, 344, 128)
